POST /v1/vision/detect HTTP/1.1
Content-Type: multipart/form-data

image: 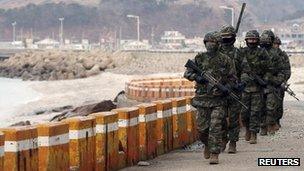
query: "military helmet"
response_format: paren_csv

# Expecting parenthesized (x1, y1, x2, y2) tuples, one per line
(260, 30, 275, 43)
(274, 36, 282, 45)
(204, 31, 219, 43)
(220, 25, 236, 38)
(245, 30, 259, 40)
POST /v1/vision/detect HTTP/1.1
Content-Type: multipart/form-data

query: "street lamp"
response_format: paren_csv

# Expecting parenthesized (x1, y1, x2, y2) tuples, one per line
(59, 17, 64, 45)
(127, 14, 140, 41)
(12, 21, 17, 42)
(220, 6, 234, 27)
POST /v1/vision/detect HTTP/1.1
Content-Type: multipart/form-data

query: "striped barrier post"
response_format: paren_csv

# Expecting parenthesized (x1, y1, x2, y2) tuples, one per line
(90, 111, 119, 171)
(171, 97, 188, 149)
(185, 96, 197, 143)
(137, 103, 158, 161)
(153, 100, 173, 155)
(0, 132, 4, 170)
(0, 126, 38, 171)
(113, 107, 139, 167)
(63, 116, 96, 171)
(37, 122, 69, 171)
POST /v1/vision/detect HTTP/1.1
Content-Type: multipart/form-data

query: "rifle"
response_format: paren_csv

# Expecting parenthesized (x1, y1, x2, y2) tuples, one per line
(235, 3, 246, 34)
(185, 59, 248, 110)
(280, 83, 300, 101)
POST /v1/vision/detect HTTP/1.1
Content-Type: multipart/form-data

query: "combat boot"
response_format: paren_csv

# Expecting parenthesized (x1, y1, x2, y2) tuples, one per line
(268, 125, 275, 135)
(260, 126, 267, 136)
(245, 127, 251, 141)
(221, 139, 228, 152)
(249, 132, 257, 144)
(204, 145, 210, 159)
(273, 123, 280, 131)
(209, 153, 219, 164)
(228, 141, 237, 154)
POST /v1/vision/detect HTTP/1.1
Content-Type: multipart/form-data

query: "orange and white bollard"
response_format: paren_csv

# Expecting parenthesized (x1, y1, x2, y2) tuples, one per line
(90, 111, 119, 171)
(37, 122, 69, 171)
(63, 116, 96, 171)
(1, 126, 38, 171)
(185, 96, 198, 143)
(171, 97, 188, 149)
(137, 103, 158, 160)
(0, 132, 4, 170)
(153, 100, 173, 155)
(113, 107, 139, 167)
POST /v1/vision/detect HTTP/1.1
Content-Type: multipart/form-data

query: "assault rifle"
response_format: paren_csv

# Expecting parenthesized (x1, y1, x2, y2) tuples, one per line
(185, 59, 248, 110)
(280, 83, 299, 101)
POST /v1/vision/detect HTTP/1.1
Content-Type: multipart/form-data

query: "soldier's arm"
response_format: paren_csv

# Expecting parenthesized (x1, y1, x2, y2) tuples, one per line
(282, 51, 291, 81)
(184, 55, 200, 81)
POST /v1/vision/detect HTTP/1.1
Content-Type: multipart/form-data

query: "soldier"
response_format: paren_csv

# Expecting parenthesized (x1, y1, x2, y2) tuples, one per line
(273, 36, 291, 128)
(218, 25, 244, 153)
(240, 30, 269, 143)
(184, 31, 235, 164)
(259, 30, 286, 135)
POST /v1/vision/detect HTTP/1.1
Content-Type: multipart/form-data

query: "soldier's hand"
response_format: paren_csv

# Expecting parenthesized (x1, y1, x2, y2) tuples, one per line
(195, 75, 209, 84)
(233, 82, 246, 92)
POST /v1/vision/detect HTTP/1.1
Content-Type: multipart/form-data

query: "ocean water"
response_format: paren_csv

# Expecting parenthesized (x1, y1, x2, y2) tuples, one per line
(0, 78, 41, 123)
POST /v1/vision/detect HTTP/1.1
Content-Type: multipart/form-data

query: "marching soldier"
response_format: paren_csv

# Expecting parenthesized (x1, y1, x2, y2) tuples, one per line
(184, 31, 235, 164)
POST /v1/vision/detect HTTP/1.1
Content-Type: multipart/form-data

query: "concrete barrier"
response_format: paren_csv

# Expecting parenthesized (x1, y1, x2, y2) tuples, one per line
(90, 111, 119, 171)
(113, 107, 139, 167)
(137, 103, 158, 160)
(185, 96, 198, 143)
(0, 126, 38, 171)
(37, 122, 69, 171)
(0, 132, 4, 170)
(171, 97, 188, 149)
(63, 116, 96, 171)
(153, 100, 173, 155)
(125, 77, 195, 101)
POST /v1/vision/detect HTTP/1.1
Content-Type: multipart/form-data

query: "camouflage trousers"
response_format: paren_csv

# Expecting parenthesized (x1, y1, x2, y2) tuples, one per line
(241, 91, 262, 133)
(276, 90, 285, 123)
(197, 106, 225, 154)
(222, 97, 241, 142)
(261, 89, 278, 127)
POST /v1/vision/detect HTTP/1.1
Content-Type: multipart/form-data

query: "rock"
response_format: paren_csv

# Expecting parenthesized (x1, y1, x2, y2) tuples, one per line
(82, 58, 95, 70)
(137, 161, 150, 166)
(51, 100, 117, 121)
(10, 120, 31, 127)
(86, 64, 100, 77)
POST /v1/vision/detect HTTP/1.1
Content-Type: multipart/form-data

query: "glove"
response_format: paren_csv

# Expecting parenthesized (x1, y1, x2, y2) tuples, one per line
(233, 82, 246, 92)
(195, 75, 209, 84)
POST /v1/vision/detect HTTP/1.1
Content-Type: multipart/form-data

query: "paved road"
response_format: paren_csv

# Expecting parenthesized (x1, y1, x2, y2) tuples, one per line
(123, 101, 304, 171)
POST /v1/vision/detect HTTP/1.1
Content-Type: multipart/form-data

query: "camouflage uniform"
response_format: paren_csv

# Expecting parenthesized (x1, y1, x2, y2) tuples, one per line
(273, 36, 291, 126)
(184, 32, 235, 157)
(260, 30, 286, 134)
(218, 25, 243, 147)
(240, 30, 270, 142)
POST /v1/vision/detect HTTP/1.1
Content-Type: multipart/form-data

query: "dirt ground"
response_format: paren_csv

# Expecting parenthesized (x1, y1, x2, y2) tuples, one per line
(122, 101, 304, 171)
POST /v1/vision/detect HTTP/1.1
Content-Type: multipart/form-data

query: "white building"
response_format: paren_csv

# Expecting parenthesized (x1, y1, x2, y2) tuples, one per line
(35, 38, 60, 49)
(160, 31, 186, 49)
(121, 40, 150, 51)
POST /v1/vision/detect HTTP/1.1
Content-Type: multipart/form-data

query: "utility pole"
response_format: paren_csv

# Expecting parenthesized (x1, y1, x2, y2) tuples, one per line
(12, 21, 17, 42)
(127, 15, 140, 41)
(59, 17, 64, 45)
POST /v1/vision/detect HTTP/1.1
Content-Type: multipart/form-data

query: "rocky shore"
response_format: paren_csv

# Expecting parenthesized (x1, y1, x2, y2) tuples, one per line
(0, 50, 129, 81)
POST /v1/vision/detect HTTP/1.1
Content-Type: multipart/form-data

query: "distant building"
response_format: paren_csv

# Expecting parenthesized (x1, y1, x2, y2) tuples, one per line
(160, 31, 186, 49)
(35, 38, 59, 49)
(277, 23, 304, 48)
(121, 40, 150, 51)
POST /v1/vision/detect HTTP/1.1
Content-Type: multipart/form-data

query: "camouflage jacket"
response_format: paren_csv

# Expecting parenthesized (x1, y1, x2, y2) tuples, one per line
(263, 47, 286, 87)
(184, 51, 235, 107)
(240, 47, 270, 92)
(219, 45, 244, 79)
(277, 48, 291, 82)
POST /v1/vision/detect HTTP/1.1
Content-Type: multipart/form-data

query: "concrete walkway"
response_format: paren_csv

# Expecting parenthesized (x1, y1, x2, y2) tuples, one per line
(123, 101, 304, 171)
